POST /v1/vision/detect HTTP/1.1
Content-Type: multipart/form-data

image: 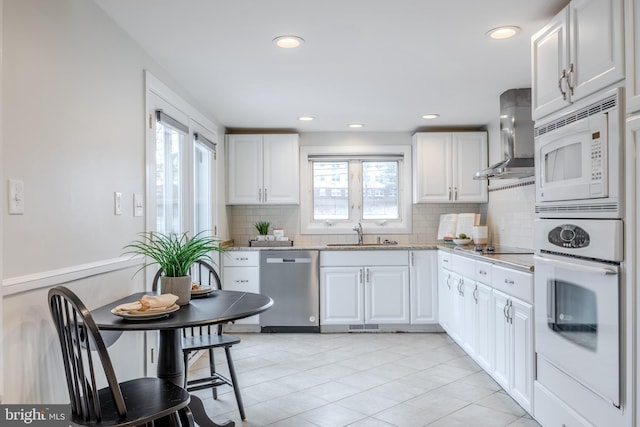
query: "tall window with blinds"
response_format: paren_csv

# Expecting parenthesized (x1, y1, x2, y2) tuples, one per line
(155, 110, 187, 235)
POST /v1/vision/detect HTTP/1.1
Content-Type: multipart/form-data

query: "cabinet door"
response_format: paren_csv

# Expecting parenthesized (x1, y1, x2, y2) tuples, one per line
(262, 134, 299, 204)
(460, 278, 477, 356)
(492, 290, 511, 390)
(474, 282, 494, 372)
(448, 271, 463, 342)
(570, 0, 624, 102)
(627, 0, 640, 113)
(366, 266, 410, 324)
(227, 135, 263, 204)
(438, 265, 454, 333)
(320, 267, 364, 325)
(452, 132, 487, 203)
(410, 251, 438, 324)
(532, 7, 570, 120)
(222, 267, 260, 324)
(412, 133, 453, 203)
(510, 298, 533, 412)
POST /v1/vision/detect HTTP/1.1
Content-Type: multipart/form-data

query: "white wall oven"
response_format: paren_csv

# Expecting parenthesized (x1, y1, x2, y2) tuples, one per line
(534, 218, 622, 408)
(534, 87, 623, 218)
(533, 87, 625, 425)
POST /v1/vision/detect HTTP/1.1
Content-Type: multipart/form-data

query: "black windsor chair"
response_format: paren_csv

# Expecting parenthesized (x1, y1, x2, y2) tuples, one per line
(153, 260, 246, 420)
(48, 286, 193, 426)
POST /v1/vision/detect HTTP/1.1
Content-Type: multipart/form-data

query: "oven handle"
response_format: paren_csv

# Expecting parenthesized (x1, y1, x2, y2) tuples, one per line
(534, 255, 618, 275)
(547, 280, 556, 326)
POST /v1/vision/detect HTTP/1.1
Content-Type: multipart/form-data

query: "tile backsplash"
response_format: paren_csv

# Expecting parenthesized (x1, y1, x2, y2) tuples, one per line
(480, 178, 535, 249)
(228, 203, 482, 247)
(227, 179, 534, 248)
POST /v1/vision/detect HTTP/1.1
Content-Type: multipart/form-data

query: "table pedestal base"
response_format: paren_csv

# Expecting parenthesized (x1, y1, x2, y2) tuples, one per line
(158, 329, 235, 427)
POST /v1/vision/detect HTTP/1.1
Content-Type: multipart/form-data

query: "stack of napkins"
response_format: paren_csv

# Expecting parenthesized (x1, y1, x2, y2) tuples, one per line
(112, 294, 178, 314)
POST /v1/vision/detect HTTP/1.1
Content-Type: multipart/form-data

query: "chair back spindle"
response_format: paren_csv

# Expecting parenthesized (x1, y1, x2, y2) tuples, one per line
(48, 287, 127, 423)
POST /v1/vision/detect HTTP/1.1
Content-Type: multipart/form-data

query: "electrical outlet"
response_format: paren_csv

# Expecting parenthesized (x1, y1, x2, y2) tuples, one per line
(134, 193, 143, 217)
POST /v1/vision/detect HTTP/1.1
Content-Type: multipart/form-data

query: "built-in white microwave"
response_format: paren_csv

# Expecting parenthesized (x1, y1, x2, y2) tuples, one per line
(534, 87, 623, 218)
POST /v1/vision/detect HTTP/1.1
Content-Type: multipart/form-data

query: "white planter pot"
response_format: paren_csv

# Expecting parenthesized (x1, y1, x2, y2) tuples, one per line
(160, 275, 191, 305)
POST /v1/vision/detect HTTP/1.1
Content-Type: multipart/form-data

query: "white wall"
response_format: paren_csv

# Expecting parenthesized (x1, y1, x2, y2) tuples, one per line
(1, 0, 224, 403)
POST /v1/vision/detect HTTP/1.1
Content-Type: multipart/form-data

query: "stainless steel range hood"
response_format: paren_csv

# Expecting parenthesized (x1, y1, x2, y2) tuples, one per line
(474, 88, 534, 180)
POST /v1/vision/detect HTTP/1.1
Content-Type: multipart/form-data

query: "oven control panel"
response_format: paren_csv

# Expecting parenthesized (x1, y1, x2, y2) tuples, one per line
(548, 224, 590, 249)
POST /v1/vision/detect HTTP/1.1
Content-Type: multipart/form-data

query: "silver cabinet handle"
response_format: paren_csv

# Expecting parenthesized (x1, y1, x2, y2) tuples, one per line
(446, 274, 451, 290)
(411, 252, 415, 266)
(504, 279, 515, 285)
(454, 187, 458, 200)
(258, 188, 262, 202)
(558, 69, 568, 100)
(478, 270, 487, 276)
(359, 269, 363, 284)
(448, 187, 452, 200)
(366, 268, 371, 283)
(473, 285, 478, 303)
(503, 300, 510, 321)
(235, 257, 249, 261)
(566, 63, 575, 96)
(264, 188, 268, 202)
(234, 279, 249, 283)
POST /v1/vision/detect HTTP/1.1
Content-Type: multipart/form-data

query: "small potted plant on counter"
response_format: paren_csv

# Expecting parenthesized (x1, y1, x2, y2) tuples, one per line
(255, 221, 271, 241)
(124, 231, 225, 305)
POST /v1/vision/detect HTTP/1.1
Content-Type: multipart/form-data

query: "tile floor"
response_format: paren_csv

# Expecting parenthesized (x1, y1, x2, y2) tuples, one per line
(188, 332, 541, 427)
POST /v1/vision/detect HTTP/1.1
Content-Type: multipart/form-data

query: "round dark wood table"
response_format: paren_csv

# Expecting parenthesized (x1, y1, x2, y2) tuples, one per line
(91, 290, 273, 427)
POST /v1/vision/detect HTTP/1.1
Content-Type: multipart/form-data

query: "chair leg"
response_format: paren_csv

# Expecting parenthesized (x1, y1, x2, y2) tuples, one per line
(225, 346, 245, 420)
(183, 350, 190, 389)
(208, 348, 218, 400)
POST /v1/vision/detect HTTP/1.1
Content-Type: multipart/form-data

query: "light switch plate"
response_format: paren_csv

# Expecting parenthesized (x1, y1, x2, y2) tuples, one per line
(134, 193, 143, 217)
(8, 179, 24, 215)
(114, 191, 122, 215)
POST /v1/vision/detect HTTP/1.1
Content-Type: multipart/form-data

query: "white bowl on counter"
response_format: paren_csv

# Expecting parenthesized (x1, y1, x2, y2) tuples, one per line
(453, 238, 473, 246)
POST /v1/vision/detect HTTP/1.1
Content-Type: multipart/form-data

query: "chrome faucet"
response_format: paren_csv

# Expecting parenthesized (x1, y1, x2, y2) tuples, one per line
(353, 222, 363, 245)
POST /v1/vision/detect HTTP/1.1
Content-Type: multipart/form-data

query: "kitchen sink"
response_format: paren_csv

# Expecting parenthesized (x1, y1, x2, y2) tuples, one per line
(326, 243, 399, 247)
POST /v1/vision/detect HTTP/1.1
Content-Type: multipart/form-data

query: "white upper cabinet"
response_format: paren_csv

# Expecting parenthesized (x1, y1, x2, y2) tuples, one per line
(226, 134, 299, 204)
(626, 0, 640, 113)
(412, 132, 488, 203)
(532, 0, 624, 120)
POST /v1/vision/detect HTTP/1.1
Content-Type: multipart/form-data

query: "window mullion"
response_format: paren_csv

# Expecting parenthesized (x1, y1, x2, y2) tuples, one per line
(350, 161, 362, 222)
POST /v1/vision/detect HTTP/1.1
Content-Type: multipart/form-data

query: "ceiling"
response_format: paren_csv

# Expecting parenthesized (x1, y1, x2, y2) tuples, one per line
(94, 0, 566, 133)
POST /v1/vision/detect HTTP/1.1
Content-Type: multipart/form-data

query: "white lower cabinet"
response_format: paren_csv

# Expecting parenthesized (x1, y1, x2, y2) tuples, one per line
(221, 251, 260, 326)
(320, 251, 409, 327)
(474, 282, 493, 372)
(437, 250, 534, 414)
(491, 290, 534, 413)
(409, 251, 438, 324)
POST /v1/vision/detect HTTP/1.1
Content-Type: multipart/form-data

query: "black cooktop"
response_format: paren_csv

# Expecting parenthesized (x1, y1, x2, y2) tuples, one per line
(453, 245, 534, 255)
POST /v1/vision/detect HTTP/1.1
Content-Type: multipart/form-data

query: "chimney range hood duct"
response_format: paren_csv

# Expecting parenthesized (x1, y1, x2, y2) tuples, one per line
(474, 88, 534, 180)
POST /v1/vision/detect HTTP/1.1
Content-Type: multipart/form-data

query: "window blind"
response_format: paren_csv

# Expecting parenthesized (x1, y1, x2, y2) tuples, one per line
(156, 110, 188, 134)
(194, 132, 217, 151)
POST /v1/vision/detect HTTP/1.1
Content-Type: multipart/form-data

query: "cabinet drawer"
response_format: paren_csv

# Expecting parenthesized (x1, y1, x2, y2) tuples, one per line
(222, 251, 259, 267)
(438, 251, 452, 269)
(321, 250, 408, 267)
(475, 260, 492, 284)
(492, 265, 532, 303)
(451, 254, 475, 278)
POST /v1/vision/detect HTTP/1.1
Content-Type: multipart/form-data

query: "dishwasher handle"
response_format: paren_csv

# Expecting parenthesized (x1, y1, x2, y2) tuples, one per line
(266, 257, 312, 264)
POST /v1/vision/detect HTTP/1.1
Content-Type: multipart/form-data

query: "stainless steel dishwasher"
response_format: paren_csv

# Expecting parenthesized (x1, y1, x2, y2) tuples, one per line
(259, 250, 319, 333)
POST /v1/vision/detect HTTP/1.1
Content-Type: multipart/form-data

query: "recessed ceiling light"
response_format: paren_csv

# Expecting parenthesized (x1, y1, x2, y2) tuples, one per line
(298, 116, 315, 121)
(486, 26, 521, 40)
(422, 114, 440, 120)
(273, 35, 304, 49)
(348, 123, 364, 128)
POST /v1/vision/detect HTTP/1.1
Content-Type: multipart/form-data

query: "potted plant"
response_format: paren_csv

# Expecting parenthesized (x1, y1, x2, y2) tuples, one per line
(124, 231, 225, 305)
(254, 221, 270, 241)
